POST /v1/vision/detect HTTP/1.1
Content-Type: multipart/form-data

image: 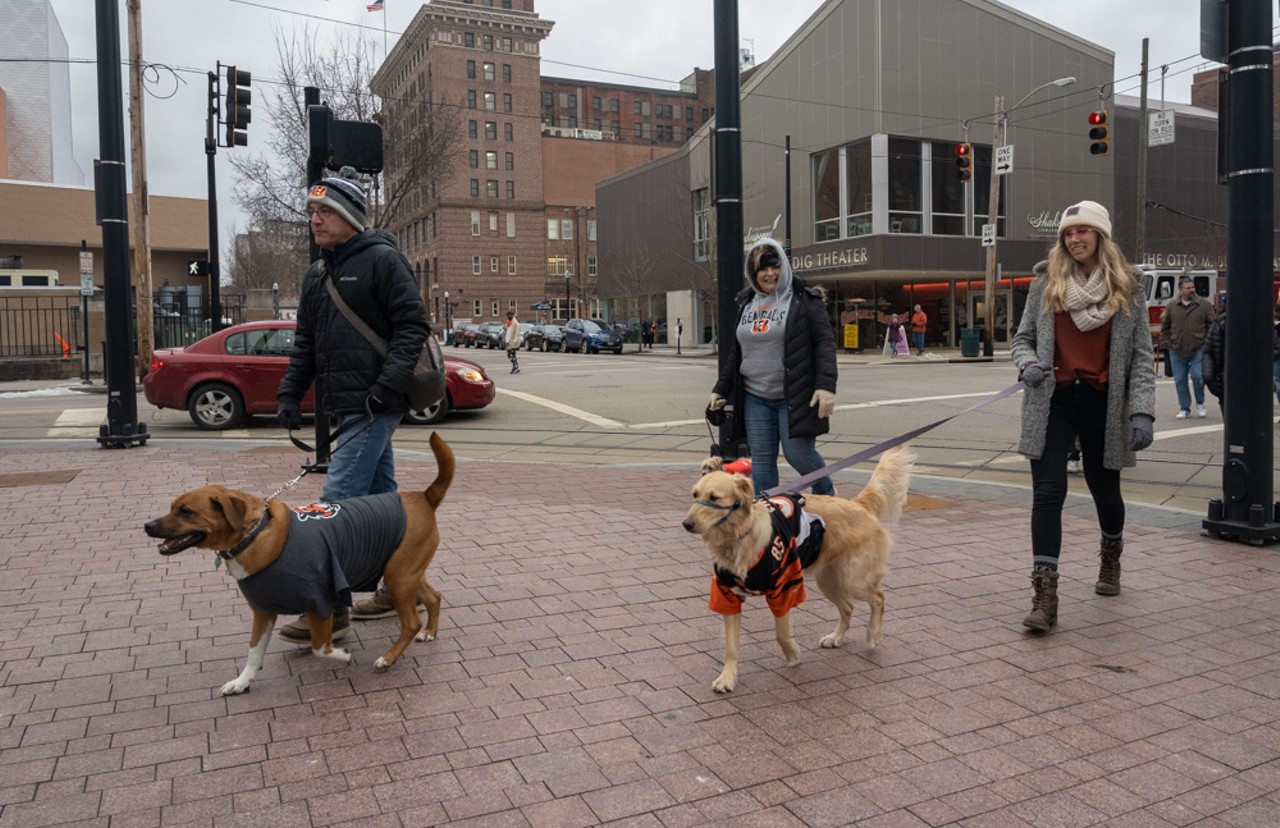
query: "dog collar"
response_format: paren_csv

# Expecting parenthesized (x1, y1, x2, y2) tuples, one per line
(217, 507, 271, 562)
(695, 499, 741, 526)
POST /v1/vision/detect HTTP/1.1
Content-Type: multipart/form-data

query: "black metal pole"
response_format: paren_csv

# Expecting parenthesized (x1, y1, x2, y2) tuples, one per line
(80, 239, 91, 385)
(303, 85, 331, 469)
(1204, 0, 1279, 543)
(784, 134, 792, 255)
(94, 0, 145, 447)
(713, 0, 744, 459)
(206, 70, 222, 334)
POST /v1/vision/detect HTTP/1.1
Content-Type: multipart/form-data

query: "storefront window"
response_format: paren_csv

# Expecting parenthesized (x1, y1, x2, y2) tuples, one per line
(845, 140, 872, 236)
(813, 149, 840, 241)
(887, 138, 921, 234)
(931, 141, 966, 236)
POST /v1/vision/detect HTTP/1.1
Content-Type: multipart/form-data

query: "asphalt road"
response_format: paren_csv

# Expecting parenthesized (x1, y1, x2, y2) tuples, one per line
(0, 345, 1268, 515)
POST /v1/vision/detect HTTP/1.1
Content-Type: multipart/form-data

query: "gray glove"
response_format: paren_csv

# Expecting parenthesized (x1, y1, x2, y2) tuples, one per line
(1130, 414, 1154, 451)
(707, 392, 726, 411)
(1019, 361, 1052, 389)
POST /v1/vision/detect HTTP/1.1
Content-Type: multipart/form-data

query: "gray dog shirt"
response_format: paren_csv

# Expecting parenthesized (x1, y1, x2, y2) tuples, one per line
(235, 493, 407, 618)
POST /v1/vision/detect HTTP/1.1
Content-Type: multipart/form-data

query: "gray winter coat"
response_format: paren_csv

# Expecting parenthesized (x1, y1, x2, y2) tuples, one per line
(1010, 262, 1156, 470)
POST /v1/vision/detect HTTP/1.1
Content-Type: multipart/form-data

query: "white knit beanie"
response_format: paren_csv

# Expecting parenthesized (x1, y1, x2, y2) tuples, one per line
(1058, 200, 1111, 239)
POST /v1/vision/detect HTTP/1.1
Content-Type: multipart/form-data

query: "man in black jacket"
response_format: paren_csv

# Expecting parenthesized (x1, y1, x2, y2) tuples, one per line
(275, 167, 429, 640)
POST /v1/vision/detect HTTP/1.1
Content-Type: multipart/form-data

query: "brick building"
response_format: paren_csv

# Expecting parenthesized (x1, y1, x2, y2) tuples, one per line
(1190, 44, 1279, 119)
(370, 0, 713, 328)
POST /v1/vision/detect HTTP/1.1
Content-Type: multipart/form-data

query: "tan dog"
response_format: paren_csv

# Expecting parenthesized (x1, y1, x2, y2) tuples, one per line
(683, 446, 914, 693)
(145, 432, 455, 696)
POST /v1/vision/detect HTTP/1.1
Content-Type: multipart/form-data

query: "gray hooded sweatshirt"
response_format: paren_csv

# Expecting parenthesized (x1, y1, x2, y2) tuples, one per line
(737, 238, 794, 399)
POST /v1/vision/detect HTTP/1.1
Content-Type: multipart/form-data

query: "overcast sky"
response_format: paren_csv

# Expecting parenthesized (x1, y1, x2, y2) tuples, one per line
(45, 0, 1211, 240)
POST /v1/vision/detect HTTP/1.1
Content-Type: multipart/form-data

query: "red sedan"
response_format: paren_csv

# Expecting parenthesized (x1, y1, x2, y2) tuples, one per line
(144, 320, 495, 430)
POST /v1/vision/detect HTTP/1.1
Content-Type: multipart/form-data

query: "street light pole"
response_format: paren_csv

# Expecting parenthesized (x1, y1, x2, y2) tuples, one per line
(444, 290, 451, 341)
(981, 76, 1076, 357)
(271, 281, 279, 320)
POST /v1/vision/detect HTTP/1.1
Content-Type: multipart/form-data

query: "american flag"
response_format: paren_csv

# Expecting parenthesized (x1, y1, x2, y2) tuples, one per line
(367, 0, 384, 11)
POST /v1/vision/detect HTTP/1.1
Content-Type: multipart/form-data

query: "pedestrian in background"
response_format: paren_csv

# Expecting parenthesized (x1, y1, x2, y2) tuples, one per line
(276, 166, 429, 641)
(885, 314, 903, 358)
(708, 237, 838, 497)
(911, 304, 928, 356)
(1159, 276, 1215, 419)
(1204, 297, 1280, 413)
(1010, 200, 1155, 633)
(504, 311, 521, 374)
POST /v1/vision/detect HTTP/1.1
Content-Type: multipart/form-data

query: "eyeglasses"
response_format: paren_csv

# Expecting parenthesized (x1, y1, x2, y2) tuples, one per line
(1060, 227, 1095, 240)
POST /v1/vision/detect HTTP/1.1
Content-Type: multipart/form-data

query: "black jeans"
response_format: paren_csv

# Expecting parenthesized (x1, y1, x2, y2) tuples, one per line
(1030, 381, 1125, 561)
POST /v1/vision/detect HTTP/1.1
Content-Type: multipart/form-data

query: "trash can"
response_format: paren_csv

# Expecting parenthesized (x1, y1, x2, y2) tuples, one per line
(445, 329, 455, 346)
(960, 328, 980, 358)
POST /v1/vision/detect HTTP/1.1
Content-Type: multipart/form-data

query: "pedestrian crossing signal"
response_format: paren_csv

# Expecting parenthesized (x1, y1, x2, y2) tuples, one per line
(1089, 110, 1109, 156)
(955, 142, 973, 183)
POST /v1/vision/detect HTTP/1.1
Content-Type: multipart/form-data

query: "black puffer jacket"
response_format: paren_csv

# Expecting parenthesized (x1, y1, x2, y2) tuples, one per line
(278, 230, 428, 415)
(713, 244, 837, 446)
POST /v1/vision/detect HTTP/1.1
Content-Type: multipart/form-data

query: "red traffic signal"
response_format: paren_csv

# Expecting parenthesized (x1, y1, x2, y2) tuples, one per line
(955, 142, 973, 183)
(1088, 109, 1109, 157)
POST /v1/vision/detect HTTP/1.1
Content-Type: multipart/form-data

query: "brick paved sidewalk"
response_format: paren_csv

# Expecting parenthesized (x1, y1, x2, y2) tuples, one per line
(3, 443, 1280, 827)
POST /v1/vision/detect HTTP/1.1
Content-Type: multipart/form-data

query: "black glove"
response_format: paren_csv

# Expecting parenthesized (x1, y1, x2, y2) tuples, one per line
(276, 398, 301, 430)
(1130, 414, 1154, 451)
(367, 382, 405, 414)
(1019, 361, 1052, 389)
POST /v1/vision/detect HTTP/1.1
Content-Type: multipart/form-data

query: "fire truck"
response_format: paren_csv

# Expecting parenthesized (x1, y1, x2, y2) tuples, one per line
(1138, 266, 1221, 346)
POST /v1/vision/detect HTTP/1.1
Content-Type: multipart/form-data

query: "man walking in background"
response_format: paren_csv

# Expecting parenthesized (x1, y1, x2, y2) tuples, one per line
(911, 304, 928, 356)
(1160, 277, 1214, 419)
(504, 311, 521, 374)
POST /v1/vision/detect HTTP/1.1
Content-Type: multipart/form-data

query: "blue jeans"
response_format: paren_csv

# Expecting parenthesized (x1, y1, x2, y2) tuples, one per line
(912, 332, 925, 354)
(1169, 348, 1205, 411)
(742, 392, 834, 497)
(321, 410, 402, 502)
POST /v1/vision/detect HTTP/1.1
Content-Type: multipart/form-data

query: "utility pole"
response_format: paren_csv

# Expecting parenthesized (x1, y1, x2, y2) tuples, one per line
(205, 70, 222, 335)
(94, 0, 147, 447)
(981, 95, 1003, 358)
(1136, 38, 1149, 265)
(127, 0, 154, 375)
(713, 0, 744, 459)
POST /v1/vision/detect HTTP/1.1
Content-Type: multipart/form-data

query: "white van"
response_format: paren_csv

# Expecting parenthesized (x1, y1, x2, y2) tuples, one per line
(1137, 266, 1219, 345)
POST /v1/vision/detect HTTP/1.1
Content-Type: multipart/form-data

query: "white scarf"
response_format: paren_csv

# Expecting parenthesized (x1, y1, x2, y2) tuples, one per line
(1062, 267, 1114, 332)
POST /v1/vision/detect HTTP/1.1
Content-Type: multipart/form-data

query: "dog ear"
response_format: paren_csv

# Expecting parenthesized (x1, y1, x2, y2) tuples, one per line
(213, 490, 252, 533)
(701, 456, 725, 475)
(733, 475, 754, 509)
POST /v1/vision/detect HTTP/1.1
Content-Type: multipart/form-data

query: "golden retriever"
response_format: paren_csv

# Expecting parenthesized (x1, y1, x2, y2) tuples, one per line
(683, 446, 914, 693)
(144, 432, 454, 696)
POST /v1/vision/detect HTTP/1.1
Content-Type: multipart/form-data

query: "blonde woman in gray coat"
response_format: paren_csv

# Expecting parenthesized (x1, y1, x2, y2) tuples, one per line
(1010, 200, 1156, 632)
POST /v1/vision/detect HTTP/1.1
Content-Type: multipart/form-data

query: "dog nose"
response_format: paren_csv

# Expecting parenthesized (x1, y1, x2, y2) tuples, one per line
(681, 518, 696, 533)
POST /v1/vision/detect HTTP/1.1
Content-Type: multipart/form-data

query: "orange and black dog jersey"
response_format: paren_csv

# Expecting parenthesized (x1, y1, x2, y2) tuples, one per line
(709, 494, 826, 617)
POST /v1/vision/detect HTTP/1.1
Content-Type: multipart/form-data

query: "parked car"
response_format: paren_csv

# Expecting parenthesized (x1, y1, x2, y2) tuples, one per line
(475, 321, 505, 349)
(451, 322, 475, 348)
(524, 323, 564, 351)
(144, 320, 496, 430)
(563, 318, 623, 354)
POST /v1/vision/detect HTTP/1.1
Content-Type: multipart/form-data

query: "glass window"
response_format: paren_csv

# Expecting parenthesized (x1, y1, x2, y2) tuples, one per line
(484, 92, 496, 111)
(587, 219, 596, 241)
(483, 62, 495, 81)
(486, 151, 498, 169)
(508, 255, 517, 274)
(471, 210, 480, 235)
(505, 152, 514, 170)
(470, 179, 480, 197)
(562, 219, 573, 240)
(485, 121, 497, 140)
(845, 139, 873, 237)
(473, 300, 482, 317)
(546, 256, 573, 276)
(504, 122, 513, 141)
(592, 96, 602, 111)
(467, 90, 477, 109)
(482, 34, 493, 50)
(472, 256, 481, 274)
(693, 187, 711, 261)
(931, 141, 966, 236)
(485, 179, 498, 198)
(506, 181, 515, 199)
(492, 301, 500, 316)
(468, 120, 478, 138)
(503, 93, 512, 113)
(634, 123, 643, 138)
(887, 137, 922, 235)
(633, 100, 642, 114)
(812, 149, 841, 241)
(488, 212, 498, 231)
(506, 212, 515, 237)
(469, 150, 478, 168)
(490, 256, 499, 273)
(502, 36, 512, 52)
(502, 64, 511, 83)
(466, 60, 476, 80)
(547, 219, 558, 239)
(568, 94, 577, 108)
(588, 255, 598, 276)
(464, 32, 474, 48)
(542, 91, 552, 107)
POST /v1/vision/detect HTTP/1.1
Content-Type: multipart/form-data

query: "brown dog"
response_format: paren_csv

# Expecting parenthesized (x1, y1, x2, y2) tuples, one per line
(683, 446, 914, 693)
(145, 432, 455, 696)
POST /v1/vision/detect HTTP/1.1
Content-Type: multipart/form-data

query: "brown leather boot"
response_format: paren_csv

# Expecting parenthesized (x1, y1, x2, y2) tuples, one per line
(1095, 537, 1123, 595)
(1022, 570, 1059, 631)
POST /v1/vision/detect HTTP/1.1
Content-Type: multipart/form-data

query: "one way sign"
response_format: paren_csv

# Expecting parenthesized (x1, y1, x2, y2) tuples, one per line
(188, 259, 209, 277)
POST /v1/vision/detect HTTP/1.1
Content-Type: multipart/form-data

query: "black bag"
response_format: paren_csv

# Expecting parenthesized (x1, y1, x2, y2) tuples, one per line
(1162, 348, 1174, 378)
(319, 262, 446, 411)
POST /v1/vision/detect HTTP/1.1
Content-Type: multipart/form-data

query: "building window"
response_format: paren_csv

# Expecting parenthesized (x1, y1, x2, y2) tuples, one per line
(502, 36, 513, 52)
(568, 93, 577, 108)
(502, 0, 512, 9)
(610, 98, 620, 112)
(686, 106, 694, 121)
(473, 300, 482, 317)
(485, 121, 497, 139)
(486, 179, 499, 198)
(466, 60, 476, 79)
(505, 152, 514, 170)
(503, 93, 512, 113)
(931, 140, 966, 236)
(488, 212, 498, 231)
(491, 300, 500, 316)
(506, 181, 515, 199)
(506, 212, 515, 237)
(592, 96, 602, 111)
(472, 256, 481, 275)
(484, 91, 496, 111)
(693, 187, 711, 261)
(568, 116, 578, 129)
(634, 123, 643, 138)
(464, 32, 475, 48)
(467, 90, 477, 109)
(547, 219, 558, 240)
(610, 121, 620, 136)
(504, 122, 513, 141)
(469, 150, 479, 168)
(887, 137, 923, 235)
(587, 219, 596, 241)
(470, 179, 480, 197)
(546, 256, 573, 276)
(471, 210, 480, 235)
(469, 120, 478, 138)
(633, 100, 643, 115)
(542, 91, 553, 107)
(490, 256, 499, 273)
(486, 151, 498, 169)
(482, 34, 493, 50)
(592, 119, 602, 131)
(483, 62, 495, 81)
(502, 64, 512, 83)
(561, 219, 573, 240)
(508, 255, 517, 274)
(588, 255, 598, 277)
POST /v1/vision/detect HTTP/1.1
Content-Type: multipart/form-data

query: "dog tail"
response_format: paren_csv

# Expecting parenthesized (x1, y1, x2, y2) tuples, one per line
(853, 444, 915, 525)
(424, 432, 456, 509)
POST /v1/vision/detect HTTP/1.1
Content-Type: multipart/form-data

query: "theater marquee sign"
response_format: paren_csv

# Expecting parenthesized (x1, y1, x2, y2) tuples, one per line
(790, 246, 870, 273)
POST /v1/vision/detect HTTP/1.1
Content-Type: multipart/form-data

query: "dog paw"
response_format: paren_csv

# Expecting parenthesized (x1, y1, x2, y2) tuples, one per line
(819, 633, 844, 649)
(784, 652, 801, 667)
(712, 673, 736, 693)
(220, 680, 250, 696)
(414, 631, 436, 643)
(374, 656, 393, 671)
(313, 647, 352, 664)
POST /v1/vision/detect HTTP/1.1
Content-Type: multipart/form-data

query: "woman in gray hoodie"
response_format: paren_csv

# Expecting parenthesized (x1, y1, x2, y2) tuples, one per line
(708, 238, 838, 496)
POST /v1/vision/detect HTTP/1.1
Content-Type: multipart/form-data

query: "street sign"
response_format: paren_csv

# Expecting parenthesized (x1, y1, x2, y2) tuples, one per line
(530, 300, 553, 311)
(79, 251, 94, 296)
(995, 144, 1014, 176)
(1148, 109, 1175, 147)
(188, 259, 208, 277)
(981, 224, 996, 247)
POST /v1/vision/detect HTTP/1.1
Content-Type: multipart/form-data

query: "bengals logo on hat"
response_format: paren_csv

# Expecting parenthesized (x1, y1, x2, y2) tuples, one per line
(292, 502, 341, 521)
(309, 185, 328, 198)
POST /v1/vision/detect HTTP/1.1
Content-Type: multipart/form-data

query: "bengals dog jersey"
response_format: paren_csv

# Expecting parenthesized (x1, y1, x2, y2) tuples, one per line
(709, 495, 826, 617)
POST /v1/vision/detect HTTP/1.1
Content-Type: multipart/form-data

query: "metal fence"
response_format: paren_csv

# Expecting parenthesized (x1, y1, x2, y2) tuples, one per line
(0, 295, 82, 358)
(152, 293, 246, 349)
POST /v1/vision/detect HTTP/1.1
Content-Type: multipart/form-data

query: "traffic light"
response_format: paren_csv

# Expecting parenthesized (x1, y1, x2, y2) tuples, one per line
(224, 66, 251, 147)
(955, 142, 973, 183)
(1088, 109, 1109, 157)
